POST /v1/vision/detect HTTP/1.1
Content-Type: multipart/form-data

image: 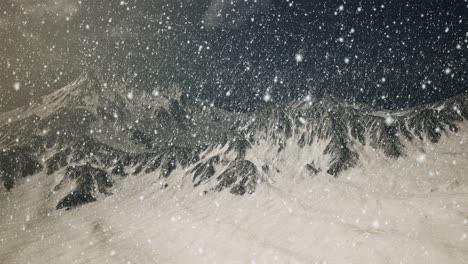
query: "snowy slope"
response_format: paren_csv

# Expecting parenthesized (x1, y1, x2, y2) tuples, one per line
(0, 71, 468, 263)
(1, 139, 467, 263)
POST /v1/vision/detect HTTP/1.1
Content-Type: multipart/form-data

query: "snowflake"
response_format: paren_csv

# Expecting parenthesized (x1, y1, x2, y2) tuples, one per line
(384, 116, 394, 126)
(13, 82, 20, 91)
(294, 53, 303, 63)
(416, 154, 426, 163)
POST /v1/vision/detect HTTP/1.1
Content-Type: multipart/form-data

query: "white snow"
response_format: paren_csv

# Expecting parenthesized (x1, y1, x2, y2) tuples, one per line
(127, 91, 134, 100)
(384, 116, 395, 126)
(1, 127, 468, 263)
(294, 53, 303, 63)
(13, 82, 20, 91)
(1, 74, 468, 263)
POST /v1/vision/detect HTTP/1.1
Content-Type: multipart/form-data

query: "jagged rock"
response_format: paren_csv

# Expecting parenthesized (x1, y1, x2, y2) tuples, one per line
(0, 70, 467, 209)
(55, 164, 112, 209)
(111, 162, 127, 176)
(0, 147, 43, 190)
(215, 160, 261, 195)
(46, 148, 71, 175)
(305, 162, 321, 175)
(192, 155, 220, 186)
(227, 137, 251, 158)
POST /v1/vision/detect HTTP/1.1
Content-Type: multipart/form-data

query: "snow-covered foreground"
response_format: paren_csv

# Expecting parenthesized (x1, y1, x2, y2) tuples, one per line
(1, 131, 468, 264)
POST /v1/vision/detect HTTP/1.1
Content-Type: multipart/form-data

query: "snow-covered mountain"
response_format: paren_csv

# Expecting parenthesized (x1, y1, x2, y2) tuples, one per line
(1, 71, 467, 263)
(1, 70, 467, 202)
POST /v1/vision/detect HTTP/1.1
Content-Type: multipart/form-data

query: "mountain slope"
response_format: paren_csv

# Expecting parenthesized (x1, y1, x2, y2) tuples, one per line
(0, 71, 467, 263)
(1, 70, 468, 204)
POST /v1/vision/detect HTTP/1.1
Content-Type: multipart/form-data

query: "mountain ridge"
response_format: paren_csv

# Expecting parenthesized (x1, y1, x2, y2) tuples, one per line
(1, 70, 467, 210)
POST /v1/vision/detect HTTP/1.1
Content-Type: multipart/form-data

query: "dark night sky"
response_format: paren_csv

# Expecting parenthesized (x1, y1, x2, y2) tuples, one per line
(1, 0, 467, 112)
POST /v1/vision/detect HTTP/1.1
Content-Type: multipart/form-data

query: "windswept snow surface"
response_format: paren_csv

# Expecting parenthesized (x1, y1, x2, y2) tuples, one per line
(1, 127, 467, 264)
(1, 72, 468, 263)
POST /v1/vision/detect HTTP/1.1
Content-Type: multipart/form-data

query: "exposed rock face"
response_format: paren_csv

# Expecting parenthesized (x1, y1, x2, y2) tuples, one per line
(1, 70, 467, 208)
(46, 148, 71, 175)
(0, 147, 43, 190)
(55, 165, 112, 209)
(215, 160, 262, 195)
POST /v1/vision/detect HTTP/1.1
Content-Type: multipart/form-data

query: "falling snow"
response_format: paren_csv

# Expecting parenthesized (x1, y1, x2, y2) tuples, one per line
(0, 1, 468, 263)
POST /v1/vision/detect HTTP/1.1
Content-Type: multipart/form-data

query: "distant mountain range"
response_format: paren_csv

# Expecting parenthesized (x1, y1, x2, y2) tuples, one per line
(1, 70, 467, 209)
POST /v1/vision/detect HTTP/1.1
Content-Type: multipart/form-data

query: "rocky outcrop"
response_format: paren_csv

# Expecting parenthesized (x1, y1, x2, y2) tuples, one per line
(55, 165, 112, 209)
(0, 147, 43, 190)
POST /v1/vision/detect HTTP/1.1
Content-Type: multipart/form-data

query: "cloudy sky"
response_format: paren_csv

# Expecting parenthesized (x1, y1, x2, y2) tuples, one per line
(1, 0, 467, 112)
